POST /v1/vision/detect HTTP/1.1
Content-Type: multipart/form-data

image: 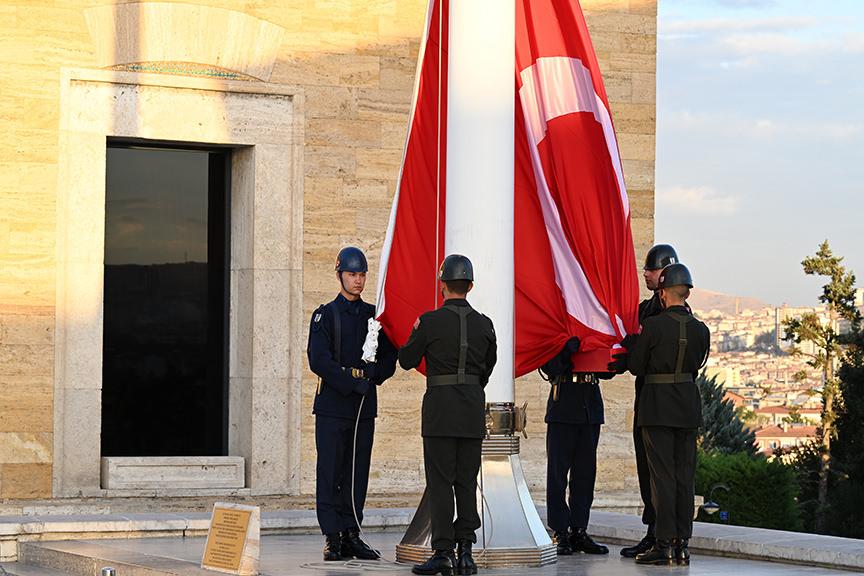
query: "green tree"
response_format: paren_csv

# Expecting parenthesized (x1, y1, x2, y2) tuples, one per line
(697, 371, 757, 455)
(782, 240, 861, 532)
(830, 327, 864, 537)
(783, 404, 804, 425)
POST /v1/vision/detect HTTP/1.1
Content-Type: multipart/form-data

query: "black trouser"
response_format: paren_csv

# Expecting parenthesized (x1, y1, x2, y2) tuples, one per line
(634, 420, 656, 534)
(423, 436, 482, 550)
(315, 415, 375, 535)
(641, 426, 697, 541)
(546, 422, 601, 532)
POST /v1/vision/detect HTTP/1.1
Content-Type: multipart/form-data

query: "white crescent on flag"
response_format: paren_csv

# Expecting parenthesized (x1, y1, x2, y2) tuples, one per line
(376, 0, 639, 375)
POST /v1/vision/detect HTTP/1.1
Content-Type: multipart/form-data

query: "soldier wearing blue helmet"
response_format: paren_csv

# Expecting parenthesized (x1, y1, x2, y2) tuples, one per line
(307, 246, 398, 562)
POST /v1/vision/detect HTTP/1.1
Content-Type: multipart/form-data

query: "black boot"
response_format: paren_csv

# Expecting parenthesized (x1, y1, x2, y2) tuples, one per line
(323, 532, 343, 561)
(635, 539, 674, 566)
(412, 549, 456, 576)
(620, 533, 656, 558)
(456, 539, 477, 575)
(554, 530, 573, 555)
(674, 538, 690, 566)
(340, 528, 379, 560)
(570, 527, 609, 554)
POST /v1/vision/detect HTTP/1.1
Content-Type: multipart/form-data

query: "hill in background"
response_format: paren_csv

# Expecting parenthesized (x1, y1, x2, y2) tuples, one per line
(689, 288, 770, 315)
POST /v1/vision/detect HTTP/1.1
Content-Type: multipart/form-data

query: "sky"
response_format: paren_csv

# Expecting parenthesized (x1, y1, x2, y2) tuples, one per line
(655, 0, 864, 306)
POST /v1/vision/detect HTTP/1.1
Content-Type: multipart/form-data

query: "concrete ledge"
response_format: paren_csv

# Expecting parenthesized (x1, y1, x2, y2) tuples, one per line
(1, 508, 862, 571)
(100, 457, 245, 490)
(586, 510, 864, 572)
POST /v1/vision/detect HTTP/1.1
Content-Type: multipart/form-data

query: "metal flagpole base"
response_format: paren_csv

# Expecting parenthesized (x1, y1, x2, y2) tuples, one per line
(395, 403, 556, 568)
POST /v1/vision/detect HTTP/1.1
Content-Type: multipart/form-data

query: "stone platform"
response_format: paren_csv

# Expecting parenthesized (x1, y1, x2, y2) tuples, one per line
(0, 508, 861, 572)
(2, 532, 860, 576)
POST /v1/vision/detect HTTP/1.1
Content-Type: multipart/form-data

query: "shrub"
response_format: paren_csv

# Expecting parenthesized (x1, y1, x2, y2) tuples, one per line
(695, 450, 802, 531)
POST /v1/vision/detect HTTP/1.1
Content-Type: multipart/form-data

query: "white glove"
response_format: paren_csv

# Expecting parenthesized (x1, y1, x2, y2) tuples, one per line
(362, 318, 381, 363)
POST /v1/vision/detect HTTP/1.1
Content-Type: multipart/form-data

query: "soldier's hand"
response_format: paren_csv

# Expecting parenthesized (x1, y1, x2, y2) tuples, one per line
(620, 333, 638, 350)
(607, 351, 628, 373)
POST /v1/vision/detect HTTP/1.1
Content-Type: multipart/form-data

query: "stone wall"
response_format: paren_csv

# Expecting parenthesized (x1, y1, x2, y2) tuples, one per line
(0, 0, 655, 499)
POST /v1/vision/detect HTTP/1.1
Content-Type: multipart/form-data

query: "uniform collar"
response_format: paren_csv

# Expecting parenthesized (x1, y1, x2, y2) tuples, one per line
(335, 293, 364, 313)
(665, 304, 690, 314)
(444, 298, 471, 307)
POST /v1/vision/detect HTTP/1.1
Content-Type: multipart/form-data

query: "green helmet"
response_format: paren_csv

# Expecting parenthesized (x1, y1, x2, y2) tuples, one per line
(439, 254, 474, 282)
(659, 263, 693, 289)
(644, 244, 679, 271)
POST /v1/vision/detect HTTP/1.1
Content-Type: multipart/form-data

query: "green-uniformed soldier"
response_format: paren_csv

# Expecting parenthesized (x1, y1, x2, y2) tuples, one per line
(619, 243, 680, 558)
(622, 263, 709, 566)
(399, 254, 497, 576)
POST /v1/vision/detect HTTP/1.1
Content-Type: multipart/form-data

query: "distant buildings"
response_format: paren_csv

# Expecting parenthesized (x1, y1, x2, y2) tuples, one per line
(755, 424, 817, 455)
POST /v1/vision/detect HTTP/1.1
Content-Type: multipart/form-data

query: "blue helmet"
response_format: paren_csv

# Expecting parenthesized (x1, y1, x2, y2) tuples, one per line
(439, 254, 474, 282)
(335, 246, 368, 273)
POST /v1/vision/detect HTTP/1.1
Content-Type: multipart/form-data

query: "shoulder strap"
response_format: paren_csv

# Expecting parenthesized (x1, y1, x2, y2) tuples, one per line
(327, 301, 341, 364)
(669, 312, 694, 379)
(443, 304, 471, 385)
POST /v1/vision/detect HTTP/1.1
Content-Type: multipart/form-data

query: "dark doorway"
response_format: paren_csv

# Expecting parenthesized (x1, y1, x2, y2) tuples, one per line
(102, 141, 230, 456)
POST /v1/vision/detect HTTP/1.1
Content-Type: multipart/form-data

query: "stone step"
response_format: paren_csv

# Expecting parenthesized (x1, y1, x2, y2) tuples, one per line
(0, 561, 74, 576)
(17, 541, 212, 576)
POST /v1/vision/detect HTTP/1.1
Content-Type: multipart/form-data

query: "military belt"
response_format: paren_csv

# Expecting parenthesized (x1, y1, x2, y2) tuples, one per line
(427, 374, 482, 386)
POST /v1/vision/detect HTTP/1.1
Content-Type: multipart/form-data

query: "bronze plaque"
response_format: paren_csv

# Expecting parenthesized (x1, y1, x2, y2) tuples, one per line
(202, 507, 252, 572)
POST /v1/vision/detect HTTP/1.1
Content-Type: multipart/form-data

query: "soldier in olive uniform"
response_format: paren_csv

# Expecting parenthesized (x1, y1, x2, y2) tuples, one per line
(399, 254, 497, 576)
(622, 263, 709, 566)
(616, 244, 681, 558)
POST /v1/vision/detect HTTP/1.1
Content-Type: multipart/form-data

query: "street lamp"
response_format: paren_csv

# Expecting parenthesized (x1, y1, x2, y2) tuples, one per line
(701, 483, 730, 517)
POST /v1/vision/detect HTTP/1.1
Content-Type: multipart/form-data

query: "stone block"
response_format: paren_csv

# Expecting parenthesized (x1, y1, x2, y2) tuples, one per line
(622, 159, 655, 190)
(584, 11, 656, 35)
(0, 376, 52, 433)
(0, 463, 52, 499)
(379, 56, 417, 91)
(357, 87, 412, 121)
(618, 133, 655, 161)
(631, 72, 656, 103)
(610, 52, 656, 73)
(622, 33, 656, 54)
(100, 457, 245, 490)
(305, 85, 357, 119)
(355, 148, 402, 180)
(0, 433, 51, 464)
(304, 145, 357, 178)
(339, 54, 380, 87)
(306, 118, 381, 148)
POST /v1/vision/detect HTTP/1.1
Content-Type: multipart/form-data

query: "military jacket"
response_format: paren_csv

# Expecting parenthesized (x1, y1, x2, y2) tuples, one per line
(307, 293, 397, 420)
(627, 305, 710, 429)
(398, 299, 497, 438)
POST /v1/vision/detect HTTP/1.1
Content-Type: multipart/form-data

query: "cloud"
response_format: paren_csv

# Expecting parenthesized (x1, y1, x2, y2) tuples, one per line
(663, 111, 864, 143)
(661, 16, 815, 34)
(657, 186, 739, 216)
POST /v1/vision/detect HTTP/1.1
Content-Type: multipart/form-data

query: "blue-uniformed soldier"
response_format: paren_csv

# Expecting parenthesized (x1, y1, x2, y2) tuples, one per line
(612, 243, 680, 558)
(399, 254, 497, 576)
(621, 263, 709, 566)
(541, 338, 610, 556)
(307, 246, 398, 562)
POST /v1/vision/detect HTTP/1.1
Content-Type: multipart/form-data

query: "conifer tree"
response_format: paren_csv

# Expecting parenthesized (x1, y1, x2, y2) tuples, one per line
(783, 240, 861, 532)
(697, 371, 757, 455)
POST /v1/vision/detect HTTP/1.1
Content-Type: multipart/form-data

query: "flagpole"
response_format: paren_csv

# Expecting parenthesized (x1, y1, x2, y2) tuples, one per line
(444, 0, 514, 403)
(396, 0, 555, 567)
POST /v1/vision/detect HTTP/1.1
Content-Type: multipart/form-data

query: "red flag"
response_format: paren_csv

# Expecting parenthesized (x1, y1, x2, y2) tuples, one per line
(377, 0, 639, 375)
(515, 0, 639, 373)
